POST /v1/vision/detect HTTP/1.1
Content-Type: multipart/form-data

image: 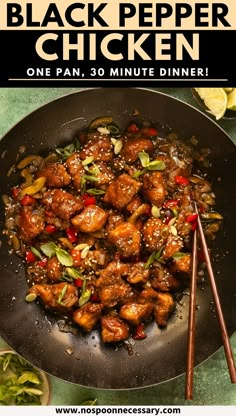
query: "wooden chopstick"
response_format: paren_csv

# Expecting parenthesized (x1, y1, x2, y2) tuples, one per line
(195, 203, 236, 383)
(185, 225, 198, 400)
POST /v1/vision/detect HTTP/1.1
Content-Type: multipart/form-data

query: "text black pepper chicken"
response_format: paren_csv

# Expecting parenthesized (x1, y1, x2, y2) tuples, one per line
(3, 117, 223, 343)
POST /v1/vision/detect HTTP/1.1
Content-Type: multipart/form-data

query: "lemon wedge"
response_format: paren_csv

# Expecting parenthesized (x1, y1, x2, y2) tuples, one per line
(226, 88, 236, 111)
(194, 88, 227, 120)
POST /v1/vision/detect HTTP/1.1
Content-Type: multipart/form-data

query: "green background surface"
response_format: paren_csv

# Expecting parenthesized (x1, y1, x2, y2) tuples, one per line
(0, 88, 236, 406)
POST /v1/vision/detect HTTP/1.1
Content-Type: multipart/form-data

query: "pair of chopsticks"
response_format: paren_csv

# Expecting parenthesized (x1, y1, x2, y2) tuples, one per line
(185, 202, 236, 400)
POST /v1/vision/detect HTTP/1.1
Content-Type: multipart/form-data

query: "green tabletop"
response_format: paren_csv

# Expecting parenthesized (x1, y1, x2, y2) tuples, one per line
(0, 88, 236, 406)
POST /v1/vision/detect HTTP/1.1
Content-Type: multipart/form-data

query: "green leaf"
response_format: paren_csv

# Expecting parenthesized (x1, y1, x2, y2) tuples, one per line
(138, 151, 150, 168)
(79, 280, 91, 307)
(82, 174, 99, 182)
(40, 242, 57, 258)
(30, 246, 43, 259)
(86, 189, 105, 195)
(145, 251, 157, 269)
(155, 245, 165, 260)
(57, 284, 68, 305)
(23, 388, 43, 396)
(172, 252, 187, 259)
(132, 169, 146, 178)
(65, 267, 84, 280)
(55, 248, 73, 266)
(18, 371, 41, 385)
(147, 160, 166, 171)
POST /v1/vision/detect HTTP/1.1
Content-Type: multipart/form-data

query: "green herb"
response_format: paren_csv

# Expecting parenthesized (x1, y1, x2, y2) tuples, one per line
(155, 245, 165, 260)
(82, 174, 99, 182)
(132, 169, 146, 178)
(30, 247, 43, 259)
(65, 267, 84, 280)
(57, 284, 68, 305)
(79, 280, 91, 307)
(145, 251, 157, 269)
(40, 243, 73, 266)
(172, 252, 187, 259)
(55, 248, 73, 267)
(55, 140, 81, 159)
(86, 189, 105, 195)
(40, 242, 57, 258)
(0, 352, 44, 405)
(138, 151, 166, 172)
(82, 156, 94, 166)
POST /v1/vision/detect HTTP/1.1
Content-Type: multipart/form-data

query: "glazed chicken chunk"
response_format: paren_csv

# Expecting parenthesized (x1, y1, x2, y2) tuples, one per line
(72, 205, 108, 233)
(119, 303, 153, 326)
(73, 302, 103, 331)
(101, 315, 130, 343)
(143, 218, 170, 251)
(104, 173, 141, 210)
(42, 189, 83, 220)
(37, 163, 71, 187)
(108, 222, 141, 257)
(18, 206, 45, 242)
(121, 138, 154, 164)
(28, 283, 78, 310)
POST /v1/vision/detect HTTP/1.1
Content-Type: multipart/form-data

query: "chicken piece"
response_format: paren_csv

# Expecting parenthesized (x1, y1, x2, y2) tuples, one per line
(37, 163, 71, 187)
(66, 152, 84, 190)
(125, 195, 142, 213)
(119, 303, 153, 326)
(44, 215, 70, 230)
(105, 210, 124, 233)
(101, 315, 129, 343)
(175, 210, 192, 237)
(46, 256, 63, 282)
(104, 173, 141, 210)
(126, 262, 150, 285)
(79, 137, 113, 162)
(142, 218, 169, 252)
(73, 302, 103, 331)
(28, 283, 78, 310)
(96, 261, 133, 308)
(151, 266, 180, 292)
(80, 249, 110, 271)
(162, 234, 183, 258)
(87, 162, 115, 186)
(42, 189, 83, 220)
(142, 172, 167, 207)
(171, 253, 191, 276)
(72, 205, 108, 233)
(121, 138, 154, 164)
(108, 222, 141, 258)
(153, 292, 175, 327)
(18, 206, 45, 242)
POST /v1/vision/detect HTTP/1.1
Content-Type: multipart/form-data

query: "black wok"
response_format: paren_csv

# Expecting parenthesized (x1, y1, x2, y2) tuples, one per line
(0, 88, 236, 389)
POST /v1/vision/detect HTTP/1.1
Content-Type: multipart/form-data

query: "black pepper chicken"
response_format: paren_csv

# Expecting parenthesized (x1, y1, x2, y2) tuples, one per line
(4, 118, 223, 343)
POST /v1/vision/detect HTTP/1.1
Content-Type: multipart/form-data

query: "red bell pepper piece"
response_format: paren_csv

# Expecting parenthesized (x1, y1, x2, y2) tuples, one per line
(174, 176, 190, 186)
(127, 123, 139, 133)
(11, 187, 20, 199)
(146, 127, 158, 136)
(186, 213, 198, 223)
(20, 195, 36, 206)
(163, 199, 179, 208)
(91, 294, 100, 302)
(132, 323, 147, 340)
(70, 249, 82, 266)
(74, 278, 83, 288)
(82, 193, 96, 207)
(45, 224, 58, 234)
(25, 250, 37, 263)
(66, 227, 78, 243)
(37, 258, 48, 268)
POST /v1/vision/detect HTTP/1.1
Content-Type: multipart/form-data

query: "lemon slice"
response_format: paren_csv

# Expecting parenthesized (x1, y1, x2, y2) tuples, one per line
(194, 88, 227, 120)
(226, 88, 236, 111)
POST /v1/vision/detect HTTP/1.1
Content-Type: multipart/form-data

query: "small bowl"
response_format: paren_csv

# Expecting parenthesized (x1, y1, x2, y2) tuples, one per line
(191, 88, 236, 120)
(0, 349, 51, 405)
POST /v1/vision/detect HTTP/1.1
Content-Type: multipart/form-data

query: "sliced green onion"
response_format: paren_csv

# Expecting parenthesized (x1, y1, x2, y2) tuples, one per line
(40, 242, 57, 258)
(172, 252, 187, 259)
(57, 284, 68, 305)
(138, 151, 150, 168)
(30, 246, 43, 259)
(82, 156, 94, 166)
(25, 293, 37, 303)
(55, 248, 73, 267)
(147, 160, 166, 171)
(108, 125, 120, 134)
(145, 251, 157, 269)
(151, 205, 160, 218)
(87, 189, 105, 195)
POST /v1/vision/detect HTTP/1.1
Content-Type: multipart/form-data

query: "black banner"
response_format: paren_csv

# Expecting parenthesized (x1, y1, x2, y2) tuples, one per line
(1, 30, 235, 87)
